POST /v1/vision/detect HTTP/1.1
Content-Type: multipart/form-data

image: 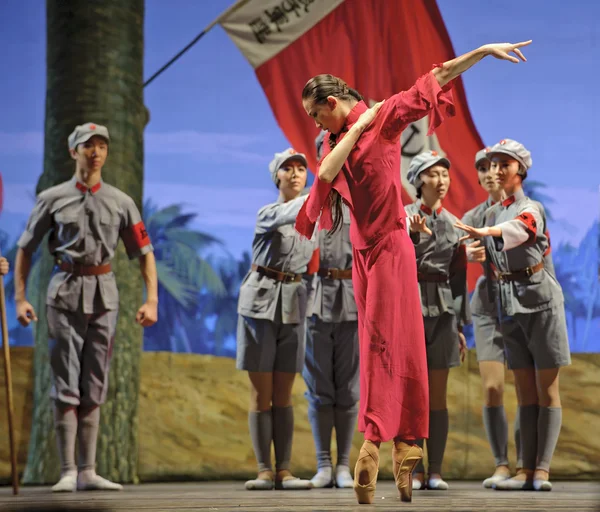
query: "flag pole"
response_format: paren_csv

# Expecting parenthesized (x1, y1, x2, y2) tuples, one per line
(144, 0, 252, 88)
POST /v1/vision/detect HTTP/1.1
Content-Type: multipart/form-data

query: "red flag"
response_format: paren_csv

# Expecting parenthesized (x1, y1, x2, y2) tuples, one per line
(221, 0, 486, 288)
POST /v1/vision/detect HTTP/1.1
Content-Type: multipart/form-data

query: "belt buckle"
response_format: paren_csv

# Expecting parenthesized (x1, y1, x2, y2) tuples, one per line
(326, 269, 334, 279)
(283, 272, 295, 284)
(525, 266, 533, 277)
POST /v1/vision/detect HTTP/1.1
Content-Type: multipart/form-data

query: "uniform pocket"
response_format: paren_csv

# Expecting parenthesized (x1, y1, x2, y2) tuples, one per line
(100, 213, 121, 249)
(238, 279, 276, 314)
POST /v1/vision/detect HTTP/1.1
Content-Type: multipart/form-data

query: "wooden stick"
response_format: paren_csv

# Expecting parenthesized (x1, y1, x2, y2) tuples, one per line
(0, 261, 19, 495)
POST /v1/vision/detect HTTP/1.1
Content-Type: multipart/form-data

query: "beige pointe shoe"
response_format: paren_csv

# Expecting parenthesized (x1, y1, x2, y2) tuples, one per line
(392, 441, 424, 502)
(353, 441, 380, 504)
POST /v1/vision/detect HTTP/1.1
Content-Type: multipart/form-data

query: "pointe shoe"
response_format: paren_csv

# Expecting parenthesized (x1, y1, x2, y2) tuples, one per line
(392, 442, 423, 503)
(353, 441, 380, 504)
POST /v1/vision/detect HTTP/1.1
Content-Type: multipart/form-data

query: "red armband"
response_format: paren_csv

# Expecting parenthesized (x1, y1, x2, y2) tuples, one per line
(131, 221, 151, 248)
(544, 229, 551, 256)
(516, 213, 537, 243)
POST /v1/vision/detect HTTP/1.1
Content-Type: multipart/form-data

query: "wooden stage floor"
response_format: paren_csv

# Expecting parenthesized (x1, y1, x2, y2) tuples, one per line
(1, 481, 599, 511)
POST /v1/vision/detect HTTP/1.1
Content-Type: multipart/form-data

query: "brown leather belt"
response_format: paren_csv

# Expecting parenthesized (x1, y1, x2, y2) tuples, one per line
(417, 272, 449, 283)
(58, 261, 112, 276)
(251, 264, 302, 283)
(495, 261, 544, 282)
(318, 268, 353, 280)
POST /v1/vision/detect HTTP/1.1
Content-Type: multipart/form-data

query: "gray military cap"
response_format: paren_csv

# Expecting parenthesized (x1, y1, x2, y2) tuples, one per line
(407, 150, 451, 188)
(269, 148, 308, 184)
(488, 138, 532, 171)
(68, 122, 110, 150)
(475, 147, 491, 168)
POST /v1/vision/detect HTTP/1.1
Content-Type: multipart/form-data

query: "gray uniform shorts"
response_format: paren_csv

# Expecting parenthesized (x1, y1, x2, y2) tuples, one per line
(473, 313, 505, 363)
(423, 312, 461, 370)
(499, 304, 571, 370)
(236, 313, 306, 373)
(47, 305, 118, 407)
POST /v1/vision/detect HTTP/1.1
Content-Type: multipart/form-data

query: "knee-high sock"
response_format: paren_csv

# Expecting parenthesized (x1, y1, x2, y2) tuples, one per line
(426, 409, 449, 475)
(519, 405, 539, 471)
(537, 407, 562, 472)
(248, 410, 273, 472)
(482, 406, 509, 467)
(53, 403, 77, 475)
(413, 439, 425, 474)
(308, 404, 333, 469)
(77, 406, 100, 471)
(514, 407, 522, 469)
(273, 406, 294, 472)
(334, 404, 358, 467)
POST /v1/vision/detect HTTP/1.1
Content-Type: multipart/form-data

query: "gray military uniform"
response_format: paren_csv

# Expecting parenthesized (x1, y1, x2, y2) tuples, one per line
(236, 195, 316, 373)
(303, 207, 359, 408)
(406, 201, 471, 369)
(483, 189, 571, 370)
(17, 176, 153, 406)
(462, 197, 504, 362)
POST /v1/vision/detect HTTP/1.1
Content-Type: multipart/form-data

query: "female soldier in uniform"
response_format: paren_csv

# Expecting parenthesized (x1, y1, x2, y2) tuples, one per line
(462, 148, 519, 487)
(405, 151, 470, 491)
(456, 139, 570, 492)
(237, 149, 316, 491)
(303, 132, 359, 489)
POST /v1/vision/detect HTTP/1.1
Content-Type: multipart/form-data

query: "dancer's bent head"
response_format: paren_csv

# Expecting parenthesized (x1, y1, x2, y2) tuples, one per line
(302, 75, 363, 135)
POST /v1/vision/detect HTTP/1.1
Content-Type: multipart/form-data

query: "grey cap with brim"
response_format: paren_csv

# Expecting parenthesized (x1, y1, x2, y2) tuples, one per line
(268, 148, 308, 184)
(488, 139, 532, 171)
(407, 150, 451, 189)
(68, 122, 110, 150)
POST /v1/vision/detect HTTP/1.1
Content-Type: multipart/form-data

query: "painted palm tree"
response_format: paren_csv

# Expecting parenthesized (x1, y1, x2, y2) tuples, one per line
(194, 251, 251, 357)
(142, 200, 227, 353)
(552, 243, 586, 344)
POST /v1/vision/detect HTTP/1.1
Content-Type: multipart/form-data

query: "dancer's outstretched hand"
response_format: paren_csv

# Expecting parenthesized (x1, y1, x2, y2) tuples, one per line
(409, 215, 432, 236)
(480, 40, 532, 63)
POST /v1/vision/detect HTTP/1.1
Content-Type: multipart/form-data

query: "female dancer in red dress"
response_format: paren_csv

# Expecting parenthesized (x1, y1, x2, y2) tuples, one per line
(296, 41, 531, 504)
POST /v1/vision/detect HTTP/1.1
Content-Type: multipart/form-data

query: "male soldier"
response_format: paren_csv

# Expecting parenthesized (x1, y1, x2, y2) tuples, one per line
(456, 139, 570, 491)
(14, 123, 158, 492)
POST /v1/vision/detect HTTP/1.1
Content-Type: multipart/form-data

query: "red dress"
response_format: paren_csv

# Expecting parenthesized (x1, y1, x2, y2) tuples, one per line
(296, 70, 455, 442)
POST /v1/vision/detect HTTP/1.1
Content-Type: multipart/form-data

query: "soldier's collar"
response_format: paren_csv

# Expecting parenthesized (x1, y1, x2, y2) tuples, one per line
(73, 176, 102, 194)
(419, 201, 443, 216)
(501, 188, 525, 207)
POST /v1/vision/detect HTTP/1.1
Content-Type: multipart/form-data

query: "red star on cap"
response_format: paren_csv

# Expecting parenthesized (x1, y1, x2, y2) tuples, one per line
(484, 147, 491, 152)
(500, 139, 506, 145)
(90, 124, 96, 130)
(289, 149, 296, 154)
(431, 150, 438, 156)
